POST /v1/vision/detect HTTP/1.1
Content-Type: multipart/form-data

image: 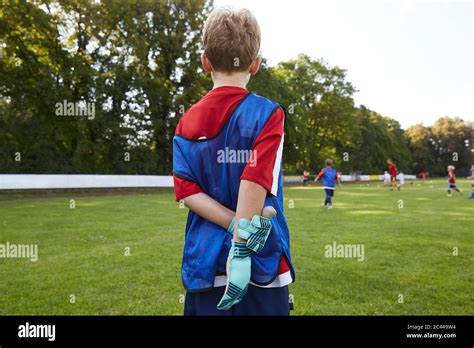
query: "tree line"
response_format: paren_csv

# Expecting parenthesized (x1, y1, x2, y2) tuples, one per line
(0, 0, 472, 177)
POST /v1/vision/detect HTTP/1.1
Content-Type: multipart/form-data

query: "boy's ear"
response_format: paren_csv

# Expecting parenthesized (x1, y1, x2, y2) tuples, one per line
(201, 54, 213, 72)
(249, 56, 262, 76)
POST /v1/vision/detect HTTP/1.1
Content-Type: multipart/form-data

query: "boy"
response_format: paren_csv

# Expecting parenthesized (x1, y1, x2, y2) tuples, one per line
(383, 171, 390, 186)
(418, 170, 427, 184)
(387, 159, 399, 190)
(447, 165, 462, 197)
(173, 8, 295, 316)
(314, 159, 340, 208)
(398, 171, 405, 188)
(302, 170, 309, 187)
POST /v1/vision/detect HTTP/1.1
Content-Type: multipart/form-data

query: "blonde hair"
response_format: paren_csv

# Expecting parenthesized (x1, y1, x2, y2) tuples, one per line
(203, 7, 261, 73)
(447, 165, 455, 171)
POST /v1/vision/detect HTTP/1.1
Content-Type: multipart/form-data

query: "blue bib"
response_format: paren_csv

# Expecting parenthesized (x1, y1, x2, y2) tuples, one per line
(173, 93, 295, 291)
(322, 167, 337, 188)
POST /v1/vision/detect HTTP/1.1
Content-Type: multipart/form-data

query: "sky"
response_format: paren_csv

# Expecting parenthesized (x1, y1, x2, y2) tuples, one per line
(214, 0, 473, 129)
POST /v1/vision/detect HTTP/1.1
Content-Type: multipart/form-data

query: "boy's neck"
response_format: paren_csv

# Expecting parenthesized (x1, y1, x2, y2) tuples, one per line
(211, 71, 250, 90)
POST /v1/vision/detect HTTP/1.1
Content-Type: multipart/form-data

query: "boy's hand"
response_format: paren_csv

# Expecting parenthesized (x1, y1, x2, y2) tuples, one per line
(218, 207, 275, 310)
(217, 241, 251, 310)
(226, 206, 275, 253)
(237, 215, 273, 253)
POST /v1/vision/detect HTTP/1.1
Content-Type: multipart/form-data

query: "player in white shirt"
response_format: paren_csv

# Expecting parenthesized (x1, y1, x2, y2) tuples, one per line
(383, 171, 391, 186)
(398, 171, 405, 187)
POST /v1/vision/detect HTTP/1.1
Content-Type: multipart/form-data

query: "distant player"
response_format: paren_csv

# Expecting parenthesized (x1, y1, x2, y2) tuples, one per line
(337, 171, 342, 185)
(383, 171, 391, 186)
(447, 165, 462, 197)
(398, 171, 405, 187)
(387, 159, 400, 191)
(302, 170, 310, 187)
(314, 159, 340, 209)
(418, 170, 428, 184)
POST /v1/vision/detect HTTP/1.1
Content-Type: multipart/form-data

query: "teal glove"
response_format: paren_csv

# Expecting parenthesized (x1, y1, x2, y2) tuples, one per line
(237, 215, 272, 253)
(227, 218, 236, 234)
(217, 241, 252, 310)
(226, 215, 272, 253)
(217, 215, 273, 310)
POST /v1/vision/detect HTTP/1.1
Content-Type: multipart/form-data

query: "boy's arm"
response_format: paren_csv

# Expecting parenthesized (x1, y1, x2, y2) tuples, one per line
(233, 180, 267, 242)
(314, 169, 324, 182)
(174, 172, 236, 230)
(183, 192, 234, 230)
(217, 106, 284, 310)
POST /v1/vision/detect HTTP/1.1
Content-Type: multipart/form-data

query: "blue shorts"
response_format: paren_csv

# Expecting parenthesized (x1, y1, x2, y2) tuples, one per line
(184, 285, 291, 316)
(325, 188, 334, 197)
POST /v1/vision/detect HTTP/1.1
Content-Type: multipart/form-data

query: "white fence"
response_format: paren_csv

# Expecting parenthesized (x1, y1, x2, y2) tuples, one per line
(0, 174, 417, 190)
(0, 175, 173, 190)
(350, 174, 417, 182)
(284, 174, 416, 184)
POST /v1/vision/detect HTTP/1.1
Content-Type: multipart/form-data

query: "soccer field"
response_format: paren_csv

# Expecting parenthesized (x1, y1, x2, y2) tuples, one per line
(0, 179, 472, 315)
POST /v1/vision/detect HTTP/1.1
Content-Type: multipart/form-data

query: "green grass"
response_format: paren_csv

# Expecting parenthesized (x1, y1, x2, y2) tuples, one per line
(0, 179, 473, 315)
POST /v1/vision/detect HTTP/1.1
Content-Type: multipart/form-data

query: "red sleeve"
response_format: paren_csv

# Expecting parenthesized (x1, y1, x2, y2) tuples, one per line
(240, 107, 285, 196)
(173, 175, 202, 202)
(318, 169, 325, 177)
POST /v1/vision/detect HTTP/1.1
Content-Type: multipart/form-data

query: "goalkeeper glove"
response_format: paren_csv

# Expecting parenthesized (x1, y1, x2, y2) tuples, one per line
(226, 214, 273, 253)
(216, 240, 252, 310)
(217, 213, 273, 310)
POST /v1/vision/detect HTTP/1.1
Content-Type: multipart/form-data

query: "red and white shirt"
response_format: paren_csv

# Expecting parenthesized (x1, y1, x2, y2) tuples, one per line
(448, 171, 456, 184)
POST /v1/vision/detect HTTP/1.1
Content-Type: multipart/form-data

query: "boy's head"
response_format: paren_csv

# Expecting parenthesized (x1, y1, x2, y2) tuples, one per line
(387, 159, 392, 165)
(448, 165, 455, 172)
(202, 7, 261, 75)
(325, 158, 333, 167)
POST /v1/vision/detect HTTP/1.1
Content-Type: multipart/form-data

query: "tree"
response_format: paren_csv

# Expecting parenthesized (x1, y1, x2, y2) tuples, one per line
(250, 54, 358, 173)
(406, 117, 472, 176)
(405, 124, 436, 174)
(0, 0, 212, 174)
(431, 117, 472, 176)
(350, 106, 411, 173)
(0, 1, 470, 177)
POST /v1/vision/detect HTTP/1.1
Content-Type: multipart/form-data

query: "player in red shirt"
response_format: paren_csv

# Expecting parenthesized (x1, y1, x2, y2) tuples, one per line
(447, 165, 462, 197)
(387, 159, 400, 191)
(418, 170, 428, 184)
(302, 171, 309, 187)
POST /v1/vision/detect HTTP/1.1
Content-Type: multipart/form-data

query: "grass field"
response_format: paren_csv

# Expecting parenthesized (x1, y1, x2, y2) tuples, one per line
(0, 179, 473, 315)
